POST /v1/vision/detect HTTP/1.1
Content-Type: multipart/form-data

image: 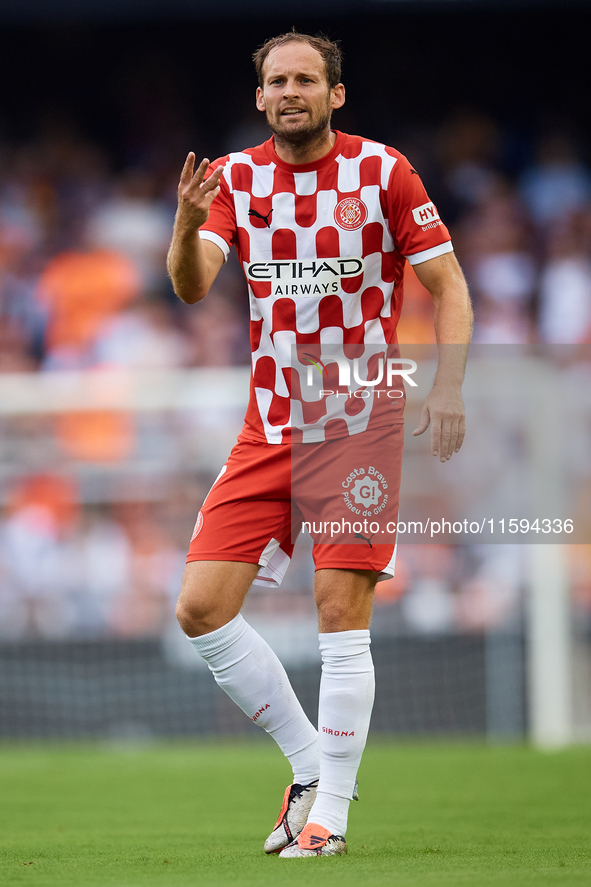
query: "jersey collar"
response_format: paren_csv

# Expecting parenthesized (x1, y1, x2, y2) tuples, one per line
(264, 130, 345, 172)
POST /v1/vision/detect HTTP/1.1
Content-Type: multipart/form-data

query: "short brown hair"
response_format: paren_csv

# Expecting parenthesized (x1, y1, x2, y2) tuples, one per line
(253, 31, 343, 90)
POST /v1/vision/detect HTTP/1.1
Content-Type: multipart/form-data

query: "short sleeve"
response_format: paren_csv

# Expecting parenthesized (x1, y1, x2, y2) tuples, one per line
(386, 154, 453, 265)
(199, 157, 236, 262)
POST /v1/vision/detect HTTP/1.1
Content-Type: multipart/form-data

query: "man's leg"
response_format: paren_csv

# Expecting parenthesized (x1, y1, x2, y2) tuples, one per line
(176, 560, 320, 820)
(176, 560, 259, 636)
(280, 568, 376, 857)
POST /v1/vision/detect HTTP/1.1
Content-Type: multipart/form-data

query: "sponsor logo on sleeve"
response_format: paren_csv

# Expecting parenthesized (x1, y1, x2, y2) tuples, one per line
(412, 202, 441, 227)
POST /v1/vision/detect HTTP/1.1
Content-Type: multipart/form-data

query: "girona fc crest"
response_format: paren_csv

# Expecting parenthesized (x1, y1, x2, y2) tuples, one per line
(334, 197, 368, 231)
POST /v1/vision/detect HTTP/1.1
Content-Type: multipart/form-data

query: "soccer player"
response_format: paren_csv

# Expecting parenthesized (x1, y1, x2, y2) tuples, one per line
(167, 32, 472, 858)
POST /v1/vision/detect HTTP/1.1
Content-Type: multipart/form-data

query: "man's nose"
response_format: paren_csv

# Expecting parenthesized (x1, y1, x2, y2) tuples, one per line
(283, 79, 300, 98)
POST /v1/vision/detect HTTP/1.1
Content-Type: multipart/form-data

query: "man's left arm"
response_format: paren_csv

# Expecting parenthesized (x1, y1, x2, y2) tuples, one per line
(411, 250, 473, 462)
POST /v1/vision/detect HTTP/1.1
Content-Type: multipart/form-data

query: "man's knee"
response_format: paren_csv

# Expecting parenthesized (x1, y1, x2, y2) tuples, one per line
(314, 569, 378, 632)
(176, 560, 259, 637)
(175, 588, 212, 637)
(176, 569, 212, 636)
(316, 595, 374, 632)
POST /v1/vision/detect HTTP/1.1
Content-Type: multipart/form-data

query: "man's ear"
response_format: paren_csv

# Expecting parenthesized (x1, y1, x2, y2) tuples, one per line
(330, 83, 346, 111)
(256, 87, 265, 112)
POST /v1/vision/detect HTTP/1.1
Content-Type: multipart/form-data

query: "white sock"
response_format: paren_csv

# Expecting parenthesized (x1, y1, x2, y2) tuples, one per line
(307, 629, 375, 836)
(188, 614, 319, 785)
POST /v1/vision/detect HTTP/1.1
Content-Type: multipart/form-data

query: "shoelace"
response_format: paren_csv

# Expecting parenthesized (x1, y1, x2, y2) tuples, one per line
(288, 779, 319, 803)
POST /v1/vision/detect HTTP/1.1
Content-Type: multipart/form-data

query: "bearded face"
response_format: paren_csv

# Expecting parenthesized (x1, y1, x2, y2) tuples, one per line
(256, 43, 344, 153)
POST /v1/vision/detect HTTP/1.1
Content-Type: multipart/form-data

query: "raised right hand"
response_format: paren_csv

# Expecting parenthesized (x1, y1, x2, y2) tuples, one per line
(176, 153, 225, 231)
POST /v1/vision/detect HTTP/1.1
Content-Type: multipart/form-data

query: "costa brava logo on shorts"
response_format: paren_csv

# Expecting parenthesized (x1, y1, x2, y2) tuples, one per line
(341, 466, 389, 516)
(334, 197, 368, 231)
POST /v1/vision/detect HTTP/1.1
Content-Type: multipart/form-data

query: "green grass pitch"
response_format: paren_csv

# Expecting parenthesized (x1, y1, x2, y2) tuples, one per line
(1, 741, 590, 886)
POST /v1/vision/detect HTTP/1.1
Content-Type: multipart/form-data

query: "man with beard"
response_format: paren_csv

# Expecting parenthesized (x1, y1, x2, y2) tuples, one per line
(167, 32, 472, 858)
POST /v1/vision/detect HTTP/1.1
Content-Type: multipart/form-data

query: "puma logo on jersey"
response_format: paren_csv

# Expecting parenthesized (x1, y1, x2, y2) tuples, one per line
(248, 208, 273, 228)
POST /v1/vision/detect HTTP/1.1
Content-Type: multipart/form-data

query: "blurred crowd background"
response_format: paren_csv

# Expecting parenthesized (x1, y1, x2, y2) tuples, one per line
(0, 3, 590, 646)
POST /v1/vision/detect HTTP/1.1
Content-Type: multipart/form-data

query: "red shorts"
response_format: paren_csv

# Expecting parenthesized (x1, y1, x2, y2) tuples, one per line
(187, 425, 403, 587)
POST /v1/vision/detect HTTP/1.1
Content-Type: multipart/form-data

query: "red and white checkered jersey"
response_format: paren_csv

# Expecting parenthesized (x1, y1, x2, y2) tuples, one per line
(200, 130, 453, 444)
